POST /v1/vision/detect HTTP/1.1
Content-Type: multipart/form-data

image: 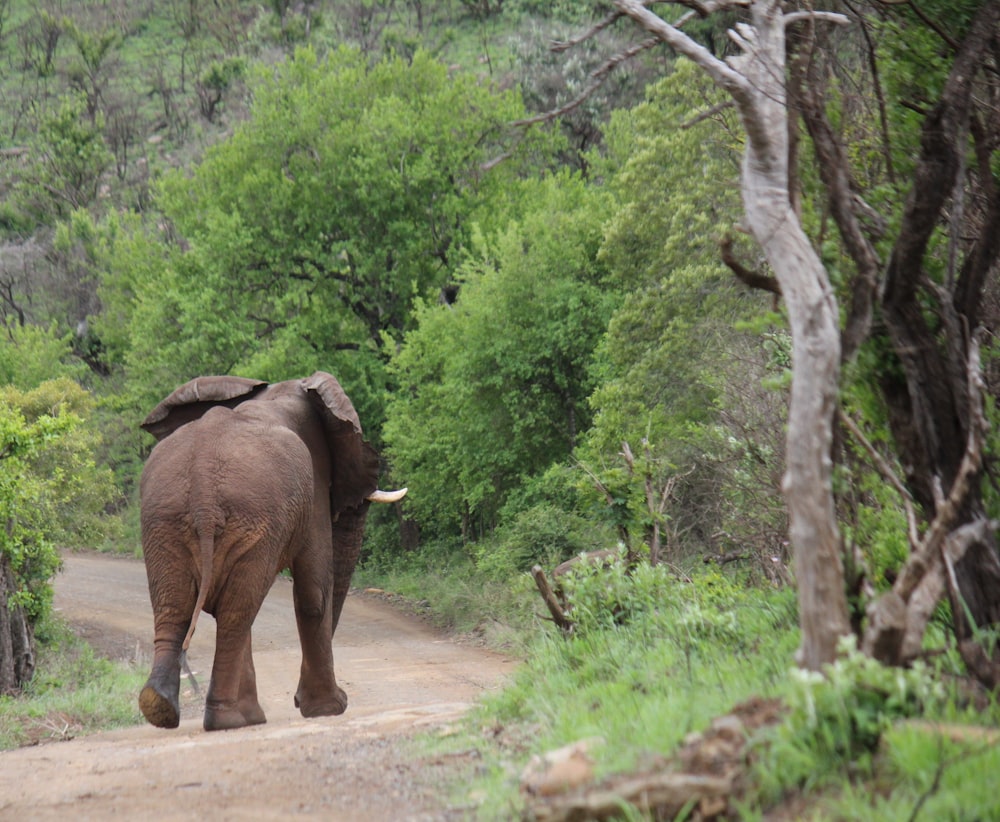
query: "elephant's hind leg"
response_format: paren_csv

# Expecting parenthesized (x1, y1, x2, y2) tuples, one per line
(204, 629, 265, 731)
(203, 565, 273, 731)
(139, 678, 180, 729)
(236, 632, 266, 725)
(139, 580, 196, 729)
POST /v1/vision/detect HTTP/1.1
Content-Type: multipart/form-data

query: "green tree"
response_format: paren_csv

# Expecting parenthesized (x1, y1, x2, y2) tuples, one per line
(581, 60, 780, 566)
(0, 323, 85, 389)
(16, 94, 113, 223)
(62, 18, 122, 119)
(384, 172, 614, 540)
(106, 45, 551, 430)
(0, 379, 116, 693)
(584, 0, 1000, 675)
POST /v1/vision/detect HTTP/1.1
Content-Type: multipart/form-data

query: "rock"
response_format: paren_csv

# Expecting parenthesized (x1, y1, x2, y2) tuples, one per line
(520, 738, 603, 797)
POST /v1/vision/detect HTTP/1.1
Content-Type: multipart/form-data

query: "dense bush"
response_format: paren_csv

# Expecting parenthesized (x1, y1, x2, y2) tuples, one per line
(0, 377, 117, 691)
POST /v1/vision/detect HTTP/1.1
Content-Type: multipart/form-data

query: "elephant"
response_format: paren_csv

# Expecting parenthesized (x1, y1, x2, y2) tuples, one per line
(136, 371, 406, 732)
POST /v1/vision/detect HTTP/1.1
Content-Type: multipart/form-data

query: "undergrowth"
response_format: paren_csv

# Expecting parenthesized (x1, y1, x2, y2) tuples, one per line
(355, 540, 540, 655)
(394, 549, 1000, 820)
(0, 617, 144, 750)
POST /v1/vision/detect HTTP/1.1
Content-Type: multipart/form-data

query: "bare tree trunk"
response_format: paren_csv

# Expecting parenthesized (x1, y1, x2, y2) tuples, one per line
(733, 3, 850, 669)
(615, 0, 852, 668)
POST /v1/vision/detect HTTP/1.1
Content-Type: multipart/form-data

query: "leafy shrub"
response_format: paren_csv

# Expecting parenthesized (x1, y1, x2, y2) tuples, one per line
(0, 324, 85, 389)
(557, 554, 794, 644)
(474, 503, 613, 579)
(0, 380, 118, 624)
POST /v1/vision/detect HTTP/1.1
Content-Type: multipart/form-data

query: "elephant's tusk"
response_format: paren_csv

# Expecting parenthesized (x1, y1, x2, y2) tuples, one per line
(367, 488, 408, 504)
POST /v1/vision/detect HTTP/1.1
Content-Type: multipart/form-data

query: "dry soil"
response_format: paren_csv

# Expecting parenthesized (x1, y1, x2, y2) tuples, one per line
(0, 552, 515, 821)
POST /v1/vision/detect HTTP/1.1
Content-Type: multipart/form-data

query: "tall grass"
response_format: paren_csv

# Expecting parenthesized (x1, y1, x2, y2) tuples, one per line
(406, 557, 799, 817)
(355, 540, 542, 654)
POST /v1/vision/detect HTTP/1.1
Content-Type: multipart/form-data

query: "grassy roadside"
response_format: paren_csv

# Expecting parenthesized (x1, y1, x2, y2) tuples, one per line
(364, 552, 1000, 820)
(0, 617, 144, 750)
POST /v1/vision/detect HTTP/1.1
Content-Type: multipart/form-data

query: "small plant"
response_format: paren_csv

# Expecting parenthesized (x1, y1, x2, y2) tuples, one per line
(754, 635, 946, 803)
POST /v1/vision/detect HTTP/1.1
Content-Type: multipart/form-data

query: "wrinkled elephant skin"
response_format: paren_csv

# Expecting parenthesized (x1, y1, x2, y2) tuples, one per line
(137, 372, 397, 732)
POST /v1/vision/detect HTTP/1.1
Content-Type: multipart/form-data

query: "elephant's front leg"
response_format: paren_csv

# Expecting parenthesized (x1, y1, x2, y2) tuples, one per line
(292, 575, 347, 717)
(204, 625, 267, 731)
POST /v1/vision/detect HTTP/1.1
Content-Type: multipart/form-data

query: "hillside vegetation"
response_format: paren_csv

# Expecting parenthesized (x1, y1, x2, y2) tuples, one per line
(3, 0, 1000, 817)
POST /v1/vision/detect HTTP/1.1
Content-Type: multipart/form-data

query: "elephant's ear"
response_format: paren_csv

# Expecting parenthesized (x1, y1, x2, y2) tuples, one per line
(301, 371, 380, 513)
(141, 376, 268, 441)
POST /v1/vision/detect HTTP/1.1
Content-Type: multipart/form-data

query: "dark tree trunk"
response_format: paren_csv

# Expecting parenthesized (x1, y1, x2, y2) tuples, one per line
(0, 553, 35, 694)
(398, 516, 420, 553)
(878, 1, 1000, 648)
(789, 0, 1000, 679)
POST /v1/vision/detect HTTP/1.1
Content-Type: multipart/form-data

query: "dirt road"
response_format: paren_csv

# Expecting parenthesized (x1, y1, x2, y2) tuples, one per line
(0, 552, 515, 820)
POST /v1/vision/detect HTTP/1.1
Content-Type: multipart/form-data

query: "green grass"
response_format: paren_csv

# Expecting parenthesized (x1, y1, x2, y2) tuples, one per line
(0, 617, 144, 750)
(400, 559, 798, 817)
(354, 541, 541, 655)
(383, 553, 1000, 820)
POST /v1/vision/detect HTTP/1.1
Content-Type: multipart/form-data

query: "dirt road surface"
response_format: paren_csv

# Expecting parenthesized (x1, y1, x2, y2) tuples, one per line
(0, 552, 516, 821)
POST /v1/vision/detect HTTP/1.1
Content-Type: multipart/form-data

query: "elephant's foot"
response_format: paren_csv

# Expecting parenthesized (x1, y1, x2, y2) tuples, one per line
(294, 683, 348, 718)
(139, 682, 180, 729)
(203, 700, 267, 732)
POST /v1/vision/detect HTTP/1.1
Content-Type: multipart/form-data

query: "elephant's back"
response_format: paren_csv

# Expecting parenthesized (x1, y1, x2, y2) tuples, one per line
(139, 407, 314, 613)
(140, 406, 313, 529)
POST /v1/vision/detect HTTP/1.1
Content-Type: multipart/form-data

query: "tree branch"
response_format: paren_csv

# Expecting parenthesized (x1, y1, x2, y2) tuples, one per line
(511, 37, 661, 129)
(532, 565, 573, 634)
(790, 16, 880, 362)
(720, 234, 781, 294)
(863, 333, 990, 663)
(838, 408, 919, 550)
(882, 1, 1000, 307)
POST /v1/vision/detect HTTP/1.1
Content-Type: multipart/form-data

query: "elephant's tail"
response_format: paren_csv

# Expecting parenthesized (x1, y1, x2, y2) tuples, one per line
(182, 525, 215, 652)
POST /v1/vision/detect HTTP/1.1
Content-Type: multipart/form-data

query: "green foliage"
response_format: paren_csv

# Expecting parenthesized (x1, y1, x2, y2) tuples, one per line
(384, 171, 614, 537)
(836, 340, 918, 592)
(874, 2, 982, 184)
(557, 552, 791, 649)
(581, 59, 781, 562)
(830, 721, 1000, 821)
(105, 45, 551, 438)
(196, 55, 247, 121)
(0, 324, 85, 389)
(355, 538, 537, 651)
(16, 94, 113, 223)
(62, 17, 122, 118)
(503, 0, 603, 24)
(0, 380, 117, 621)
(473, 503, 614, 579)
(446, 563, 799, 814)
(752, 636, 947, 805)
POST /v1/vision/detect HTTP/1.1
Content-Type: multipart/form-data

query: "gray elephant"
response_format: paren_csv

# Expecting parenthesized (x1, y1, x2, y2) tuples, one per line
(137, 372, 405, 731)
